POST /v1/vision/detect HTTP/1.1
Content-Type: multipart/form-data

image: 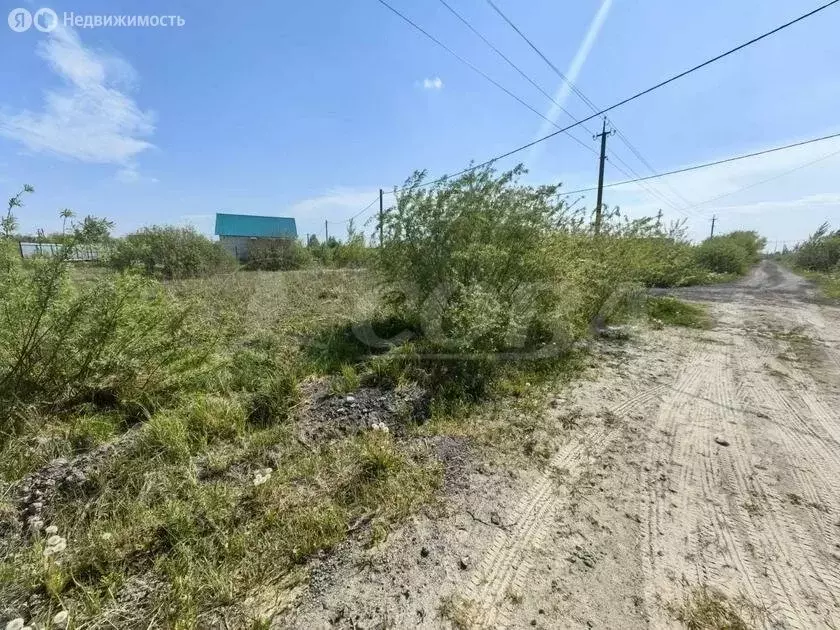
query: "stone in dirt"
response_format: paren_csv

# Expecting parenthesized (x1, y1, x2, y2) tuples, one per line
(714, 435, 730, 447)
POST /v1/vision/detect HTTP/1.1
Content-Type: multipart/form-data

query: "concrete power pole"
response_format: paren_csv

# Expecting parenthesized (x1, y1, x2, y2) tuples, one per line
(710, 215, 717, 238)
(325, 220, 329, 243)
(593, 118, 614, 235)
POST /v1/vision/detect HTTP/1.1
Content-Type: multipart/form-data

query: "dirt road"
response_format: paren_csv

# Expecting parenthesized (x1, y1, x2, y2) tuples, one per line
(282, 262, 840, 629)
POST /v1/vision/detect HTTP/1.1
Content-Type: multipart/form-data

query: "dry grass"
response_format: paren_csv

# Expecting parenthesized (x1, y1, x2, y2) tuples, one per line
(0, 269, 444, 629)
(670, 586, 758, 630)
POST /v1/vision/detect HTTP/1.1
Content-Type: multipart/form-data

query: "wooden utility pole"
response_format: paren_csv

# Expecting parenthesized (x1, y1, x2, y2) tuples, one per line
(379, 188, 384, 247)
(710, 215, 717, 238)
(593, 118, 614, 235)
(325, 220, 329, 243)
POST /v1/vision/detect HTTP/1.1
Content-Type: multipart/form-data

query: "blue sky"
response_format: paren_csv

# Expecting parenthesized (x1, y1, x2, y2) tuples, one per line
(1, 0, 838, 245)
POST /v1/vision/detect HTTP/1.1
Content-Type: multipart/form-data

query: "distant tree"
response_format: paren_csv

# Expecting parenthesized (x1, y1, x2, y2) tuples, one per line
(60, 208, 75, 235)
(3, 184, 34, 238)
(73, 215, 114, 244)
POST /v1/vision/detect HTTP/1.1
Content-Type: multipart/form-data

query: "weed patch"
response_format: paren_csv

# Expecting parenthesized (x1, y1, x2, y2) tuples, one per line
(670, 585, 759, 629)
(647, 297, 710, 329)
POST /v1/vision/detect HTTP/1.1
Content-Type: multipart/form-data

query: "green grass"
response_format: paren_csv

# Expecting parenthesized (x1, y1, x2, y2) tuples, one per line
(797, 268, 840, 299)
(670, 586, 756, 629)
(0, 221, 753, 627)
(0, 268, 445, 628)
(647, 296, 710, 329)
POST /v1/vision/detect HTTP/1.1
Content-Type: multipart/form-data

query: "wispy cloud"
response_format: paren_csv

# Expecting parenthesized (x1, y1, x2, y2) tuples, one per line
(571, 134, 840, 240)
(0, 25, 155, 172)
(290, 188, 379, 218)
(422, 77, 444, 90)
(713, 193, 840, 215)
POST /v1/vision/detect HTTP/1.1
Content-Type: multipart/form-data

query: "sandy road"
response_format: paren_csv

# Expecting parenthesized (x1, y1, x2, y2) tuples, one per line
(281, 262, 840, 629)
(637, 262, 840, 629)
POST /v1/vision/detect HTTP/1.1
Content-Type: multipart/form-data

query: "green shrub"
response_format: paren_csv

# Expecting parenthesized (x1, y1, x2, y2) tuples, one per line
(724, 230, 766, 263)
(307, 223, 372, 269)
(0, 246, 218, 429)
(694, 231, 765, 275)
(695, 236, 750, 274)
(647, 296, 709, 328)
(246, 239, 311, 271)
(379, 165, 569, 354)
(794, 223, 840, 271)
(109, 226, 236, 279)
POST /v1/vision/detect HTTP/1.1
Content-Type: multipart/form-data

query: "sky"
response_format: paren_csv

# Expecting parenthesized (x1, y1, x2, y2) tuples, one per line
(1, 0, 838, 246)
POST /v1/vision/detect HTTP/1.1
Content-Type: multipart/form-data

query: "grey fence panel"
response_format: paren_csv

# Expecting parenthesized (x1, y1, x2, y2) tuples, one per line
(18, 242, 103, 261)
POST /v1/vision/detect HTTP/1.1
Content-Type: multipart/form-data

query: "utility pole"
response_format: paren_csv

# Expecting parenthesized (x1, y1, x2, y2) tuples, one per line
(710, 215, 717, 238)
(379, 188, 384, 247)
(593, 118, 614, 235)
(325, 220, 329, 243)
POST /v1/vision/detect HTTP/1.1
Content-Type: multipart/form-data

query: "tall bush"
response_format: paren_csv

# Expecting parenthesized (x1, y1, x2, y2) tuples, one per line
(0, 244, 217, 429)
(695, 235, 750, 275)
(246, 239, 311, 270)
(794, 223, 840, 271)
(109, 226, 236, 279)
(379, 165, 576, 353)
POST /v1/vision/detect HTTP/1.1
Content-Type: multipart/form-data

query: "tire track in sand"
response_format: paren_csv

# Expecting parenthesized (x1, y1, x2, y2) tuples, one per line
(641, 332, 832, 629)
(460, 384, 667, 628)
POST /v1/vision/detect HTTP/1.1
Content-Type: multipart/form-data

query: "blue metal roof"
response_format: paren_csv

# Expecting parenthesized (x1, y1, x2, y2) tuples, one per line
(214, 213, 297, 238)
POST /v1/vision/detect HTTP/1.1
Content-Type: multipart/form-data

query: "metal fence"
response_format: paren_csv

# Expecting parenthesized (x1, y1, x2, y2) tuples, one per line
(18, 242, 104, 262)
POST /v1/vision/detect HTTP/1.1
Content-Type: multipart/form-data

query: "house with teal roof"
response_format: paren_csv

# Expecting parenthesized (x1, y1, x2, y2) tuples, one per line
(214, 213, 298, 261)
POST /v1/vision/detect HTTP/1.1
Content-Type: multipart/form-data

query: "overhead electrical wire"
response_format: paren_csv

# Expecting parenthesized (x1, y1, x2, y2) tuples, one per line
(381, 0, 840, 194)
(679, 147, 840, 214)
(435, 0, 692, 216)
(484, 0, 698, 210)
(558, 131, 840, 196)
(342, 132, 840, 225)
(330, 195, 380, 227)
(374, 0, 601, 158)
(343, 0, 837, 223)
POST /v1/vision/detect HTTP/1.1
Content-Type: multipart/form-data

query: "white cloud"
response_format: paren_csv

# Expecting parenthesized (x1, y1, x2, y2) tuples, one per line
(713, 193, 840, 216)
(115, 165, 158, 184)
(0, 25, 155, 169)
(289, 188, 379, 218)
(422, 77, 444, 90)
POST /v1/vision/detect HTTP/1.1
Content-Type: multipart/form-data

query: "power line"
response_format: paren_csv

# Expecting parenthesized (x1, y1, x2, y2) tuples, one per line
(681, 147, 840, 214)
(484, 0, 701, 210)
(379, 0, 683, 217)
(375, 0, 600, 158)
(388, 0, 839, 193)
(436, 0, 590, 138)
(559, 131, 840, 196)
(340, 138, 840, 227)
(485, 0, 598, 113)
(436, 0, 692, 216)
(333, 196, 380, 225)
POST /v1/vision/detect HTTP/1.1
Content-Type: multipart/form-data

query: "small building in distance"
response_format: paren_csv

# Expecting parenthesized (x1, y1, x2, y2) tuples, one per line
(214, 212, 298, 261)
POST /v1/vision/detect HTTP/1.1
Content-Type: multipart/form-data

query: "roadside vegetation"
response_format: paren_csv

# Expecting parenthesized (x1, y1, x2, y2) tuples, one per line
(647, 296, 710, 329)
(1, 172, 763, 627)
(780, 222, 840, 298)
